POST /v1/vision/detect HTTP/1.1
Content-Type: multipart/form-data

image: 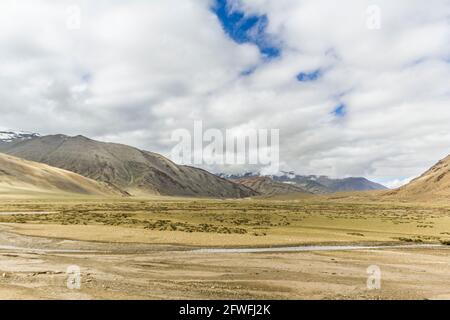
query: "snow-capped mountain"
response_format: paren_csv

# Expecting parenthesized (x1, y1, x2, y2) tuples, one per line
(0, 131, 40, 144)
(219, 171, 387, 194)
(218, 172, 256, 180)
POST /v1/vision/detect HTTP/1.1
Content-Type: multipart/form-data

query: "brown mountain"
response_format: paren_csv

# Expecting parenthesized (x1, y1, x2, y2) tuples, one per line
(0, 135, 255, 198)
(386, 155, 450, 200)
(0, 153, 124, 196)
(223, 173, 386, 194)
(232, 176, 309, 196)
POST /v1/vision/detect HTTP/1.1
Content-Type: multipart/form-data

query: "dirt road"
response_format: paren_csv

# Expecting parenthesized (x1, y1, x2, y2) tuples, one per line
(0, 225, 449, 300)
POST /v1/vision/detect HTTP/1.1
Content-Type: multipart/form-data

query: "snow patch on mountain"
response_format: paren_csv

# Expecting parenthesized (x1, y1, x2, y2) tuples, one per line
(0, 131, 40, 143)
(218, 171, 387, 194)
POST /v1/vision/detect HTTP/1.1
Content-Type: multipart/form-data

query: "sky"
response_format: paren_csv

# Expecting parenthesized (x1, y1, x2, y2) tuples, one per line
(0, 0, 449, 188)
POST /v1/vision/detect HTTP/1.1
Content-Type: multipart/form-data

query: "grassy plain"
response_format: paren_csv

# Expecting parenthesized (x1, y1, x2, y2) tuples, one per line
(0, 195, 449, 247)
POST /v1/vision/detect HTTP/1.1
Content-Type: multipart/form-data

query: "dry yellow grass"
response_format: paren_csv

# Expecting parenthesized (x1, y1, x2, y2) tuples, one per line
(1, 196, 449, 247)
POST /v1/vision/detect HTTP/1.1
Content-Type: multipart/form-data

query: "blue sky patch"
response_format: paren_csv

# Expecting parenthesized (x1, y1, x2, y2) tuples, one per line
(211, 0, 281, 60)
(81, 73, 92, 83)
(296, 69, 322, 82)
(240, 66, 257, 76)
(333, 104, 347, 118)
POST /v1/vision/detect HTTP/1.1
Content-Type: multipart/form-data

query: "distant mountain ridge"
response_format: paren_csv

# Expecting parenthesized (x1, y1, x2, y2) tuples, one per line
(0, 131, 386, 198)
(0, 131, 40, 144)
(221, 172, 387, 194)
(232, 176, 310, 196)
(0, 134, 256, 198)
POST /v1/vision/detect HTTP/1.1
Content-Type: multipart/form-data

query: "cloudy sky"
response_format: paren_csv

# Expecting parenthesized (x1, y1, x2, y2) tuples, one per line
(1, 0, 449, 187)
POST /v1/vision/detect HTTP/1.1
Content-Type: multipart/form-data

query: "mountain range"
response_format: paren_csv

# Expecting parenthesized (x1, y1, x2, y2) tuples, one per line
(221, 172, 387, 195)
(11, 130, 450, 200)
(0, 133, 255, 198)
(231, 176, 310, 196)
(0, 131, 40, 143)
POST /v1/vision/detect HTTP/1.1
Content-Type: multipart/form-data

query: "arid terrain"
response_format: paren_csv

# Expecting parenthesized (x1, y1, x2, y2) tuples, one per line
(0, 135, 449, 300)
(1, 0, 448, 304)
(0, 196, 449, 300)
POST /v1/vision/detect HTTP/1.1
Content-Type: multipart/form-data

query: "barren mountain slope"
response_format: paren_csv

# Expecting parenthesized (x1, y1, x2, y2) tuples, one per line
(0, 153, 124, 196)
(387, 155, 450, 200)
(315, 176, 387, 192)
(0, 135, 255, 198)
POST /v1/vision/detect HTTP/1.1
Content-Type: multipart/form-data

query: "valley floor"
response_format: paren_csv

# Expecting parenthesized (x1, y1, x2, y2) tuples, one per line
(0, 196, 449, 299)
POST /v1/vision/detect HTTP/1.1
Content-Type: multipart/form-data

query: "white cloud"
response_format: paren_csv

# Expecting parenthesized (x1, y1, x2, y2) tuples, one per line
(0, 0, 449, 183)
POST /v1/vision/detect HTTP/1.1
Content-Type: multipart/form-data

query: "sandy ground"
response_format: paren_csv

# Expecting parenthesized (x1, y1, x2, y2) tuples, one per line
(0, 225, 449, 300)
